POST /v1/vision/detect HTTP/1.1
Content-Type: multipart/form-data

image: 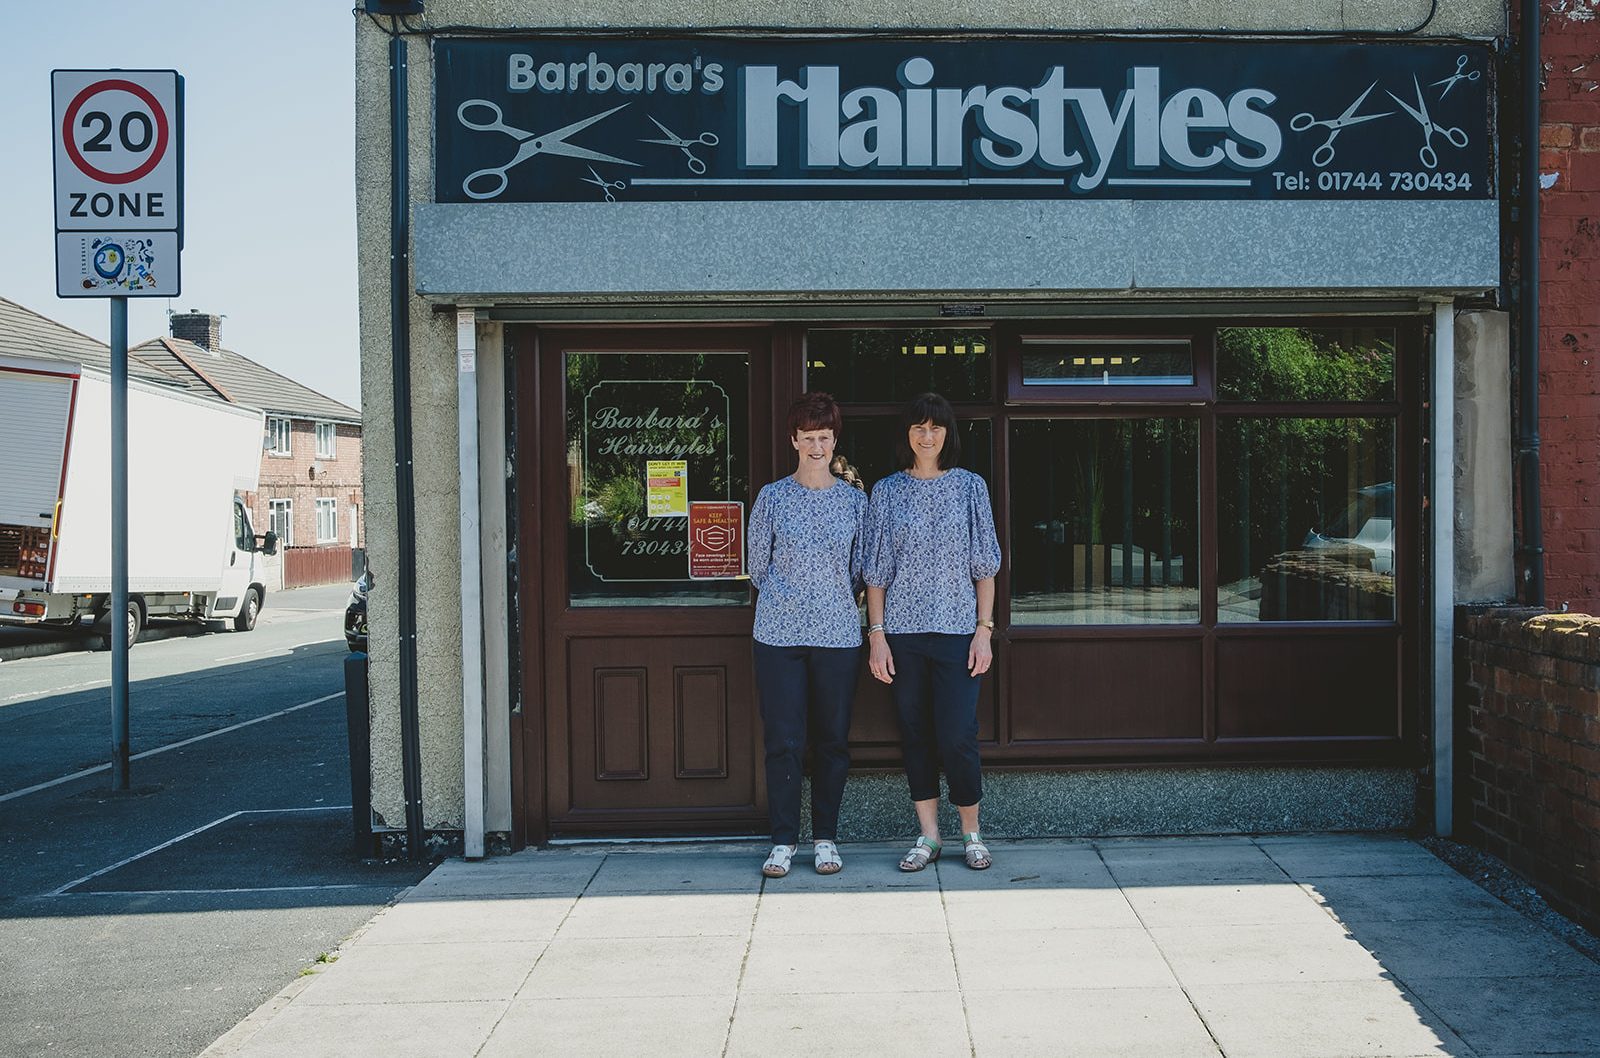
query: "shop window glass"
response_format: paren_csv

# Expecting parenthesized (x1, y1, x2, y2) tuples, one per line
(807, 328, 992, 404)
(1021, 336, 1194, 388)
(565, 352, 749, 607)
(1009, 418, 1200, 625)
(1217, 327, 1396, 403)
(837, 416, 991, 494)
(1218, 417, 1396, 622)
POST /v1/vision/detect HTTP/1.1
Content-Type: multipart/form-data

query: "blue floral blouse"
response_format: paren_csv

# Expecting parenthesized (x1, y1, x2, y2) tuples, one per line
(747, 476, 869, 648)
(864, 469, 1002, 636)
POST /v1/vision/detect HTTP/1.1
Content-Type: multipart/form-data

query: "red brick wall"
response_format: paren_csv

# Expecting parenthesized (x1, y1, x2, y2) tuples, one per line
(1538, 5, 1600, 611)
(1457, 606, 1600, 933)
(244, 418, 364, 552)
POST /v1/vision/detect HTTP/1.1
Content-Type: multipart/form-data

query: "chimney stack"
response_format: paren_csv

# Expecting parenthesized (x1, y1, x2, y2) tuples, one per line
(170, 309, 222, 354)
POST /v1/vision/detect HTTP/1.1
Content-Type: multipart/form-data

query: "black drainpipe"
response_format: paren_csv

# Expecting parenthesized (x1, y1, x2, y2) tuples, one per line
(389, 32, 426, 858)
(1517, 0, 1546, 606)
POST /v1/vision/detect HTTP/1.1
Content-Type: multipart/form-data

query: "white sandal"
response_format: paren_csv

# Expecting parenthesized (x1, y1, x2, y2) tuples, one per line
(762, 844, 796, 878)
(899, 836, 942, 872)
(963, 833, 992, 871)
(813, 840, 843, 875)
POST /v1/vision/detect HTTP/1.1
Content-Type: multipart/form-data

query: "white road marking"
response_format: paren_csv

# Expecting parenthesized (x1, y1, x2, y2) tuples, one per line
(0, 692, 345, 804)
(216, 636, 342, 663)
(47, 805, 354, 896)
(1, 678, 109, 704)
(53, 885, 376, 896)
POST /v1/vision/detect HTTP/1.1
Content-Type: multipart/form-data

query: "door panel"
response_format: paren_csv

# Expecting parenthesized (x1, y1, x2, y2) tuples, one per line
(566, 637, 758, 821)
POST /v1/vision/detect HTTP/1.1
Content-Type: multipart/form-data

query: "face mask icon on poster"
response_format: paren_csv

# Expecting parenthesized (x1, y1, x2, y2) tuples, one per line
(456, 99, 638, 200)
(695, 523, 734, 554)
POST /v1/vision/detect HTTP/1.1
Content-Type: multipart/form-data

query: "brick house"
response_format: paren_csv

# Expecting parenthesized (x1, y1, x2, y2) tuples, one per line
(132, 311, 363, 589)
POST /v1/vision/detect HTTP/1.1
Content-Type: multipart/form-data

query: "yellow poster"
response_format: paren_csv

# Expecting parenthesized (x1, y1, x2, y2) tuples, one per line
(645, 460, 689, 518)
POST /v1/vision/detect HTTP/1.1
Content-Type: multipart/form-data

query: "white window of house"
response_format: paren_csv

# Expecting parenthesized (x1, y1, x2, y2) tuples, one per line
(266, 417, 292, 457)
(316, 422, 336, 459)
(315, 498, 338, 543)
(269, 499, 293, 546)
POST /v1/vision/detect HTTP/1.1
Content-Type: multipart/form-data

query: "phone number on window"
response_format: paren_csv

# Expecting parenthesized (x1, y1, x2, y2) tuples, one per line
(1272, 171, 1475, 193)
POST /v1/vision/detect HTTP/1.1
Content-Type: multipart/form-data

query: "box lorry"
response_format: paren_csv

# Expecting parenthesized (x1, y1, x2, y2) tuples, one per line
(0, 352, 275, 648)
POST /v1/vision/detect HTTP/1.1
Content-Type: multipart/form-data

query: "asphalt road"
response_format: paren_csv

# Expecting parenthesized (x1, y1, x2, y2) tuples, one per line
(0, 584, 433, 1058)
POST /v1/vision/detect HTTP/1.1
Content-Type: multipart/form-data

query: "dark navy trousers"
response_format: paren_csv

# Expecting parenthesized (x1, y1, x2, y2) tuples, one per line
(752, 641, 862, 845)
(887, 632, 984, 807)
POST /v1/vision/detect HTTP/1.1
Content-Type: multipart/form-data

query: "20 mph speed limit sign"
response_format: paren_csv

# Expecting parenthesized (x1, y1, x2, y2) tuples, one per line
(52, 69, 183, 298)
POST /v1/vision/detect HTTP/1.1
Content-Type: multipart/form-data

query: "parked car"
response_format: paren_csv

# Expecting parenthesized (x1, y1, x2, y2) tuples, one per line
(345, 568, 371, 652)
(1301, 482, 1394, 575)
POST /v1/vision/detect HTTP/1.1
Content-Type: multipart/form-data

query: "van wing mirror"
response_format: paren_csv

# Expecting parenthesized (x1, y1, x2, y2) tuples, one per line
(257, 530, 279, 556)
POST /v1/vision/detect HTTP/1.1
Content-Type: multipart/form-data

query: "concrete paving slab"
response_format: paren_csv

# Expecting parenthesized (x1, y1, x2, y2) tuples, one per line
(952, 927, 1178, 991)
(741, 929, 958, 994)
(222, 1000, 508, 1058)
(963, 986, 1223, 1057)
(358, 894, 575, 945)
(583, 851, 758, 893)
(520, 934, 747, 999)
(726, 990, 971, 1057)
(935, 845, 1117, 891)
(1100, 843, 1288, 885)
(941, 884, 1144, 932)
(294, 940, 545, 1006)
(1120, 881, 1334, 928)
(1401, 974, 1600, 1056)
(1187, 980, 1467, 1058)
(1347, 917, 1600, 980)
(1300, 872, 1520, 926)
(1150, 920, 1389, 986)
(478, 995, 736, 1057)
(408, 852, 602, 897)
(558, 891, 758, 938)
(754, 886, 948, 936)
(1260, 839, 1462, 880)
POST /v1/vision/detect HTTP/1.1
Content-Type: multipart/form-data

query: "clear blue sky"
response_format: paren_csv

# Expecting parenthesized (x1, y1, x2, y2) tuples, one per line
(2, 2, 360, 408)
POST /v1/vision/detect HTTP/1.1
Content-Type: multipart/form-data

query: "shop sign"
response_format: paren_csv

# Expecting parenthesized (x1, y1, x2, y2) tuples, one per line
(580, 378, 733, 582)
(688, 501, 745, 579)
(434, 38, 1493, 204)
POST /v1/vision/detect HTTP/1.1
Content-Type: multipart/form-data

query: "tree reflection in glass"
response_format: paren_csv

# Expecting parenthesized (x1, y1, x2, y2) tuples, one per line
(1217, 418, 1395, 622)
(1009, 418, 1199, 625)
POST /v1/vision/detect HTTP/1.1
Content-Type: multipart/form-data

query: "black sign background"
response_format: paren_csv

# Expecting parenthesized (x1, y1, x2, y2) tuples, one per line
(434, 38, 1495, 203)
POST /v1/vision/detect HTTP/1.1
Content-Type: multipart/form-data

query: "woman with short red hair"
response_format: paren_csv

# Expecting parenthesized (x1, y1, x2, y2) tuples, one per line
(746, 391, 868, 878)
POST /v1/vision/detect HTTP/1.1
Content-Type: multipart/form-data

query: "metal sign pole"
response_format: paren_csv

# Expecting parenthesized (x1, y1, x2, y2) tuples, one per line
(110, 295, 129, 790)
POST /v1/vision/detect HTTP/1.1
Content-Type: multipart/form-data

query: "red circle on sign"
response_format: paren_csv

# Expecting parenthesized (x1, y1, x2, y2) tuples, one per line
(62, 79, 169, 185)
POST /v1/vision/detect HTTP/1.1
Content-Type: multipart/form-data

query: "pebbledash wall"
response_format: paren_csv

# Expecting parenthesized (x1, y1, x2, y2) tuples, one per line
(355, 0, 1514, 846)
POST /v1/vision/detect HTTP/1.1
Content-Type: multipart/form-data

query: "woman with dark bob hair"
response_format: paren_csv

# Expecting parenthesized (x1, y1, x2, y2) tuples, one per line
(864, 392, 1002, 871)
(746, 391, 868, 877)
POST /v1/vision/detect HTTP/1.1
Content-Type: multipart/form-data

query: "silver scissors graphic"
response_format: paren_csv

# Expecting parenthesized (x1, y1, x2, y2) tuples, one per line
(457, 99, 638, 201)
(1387, 75, 1469, 170)
(641, 116, 719, 175)
(1432, 55, 1482, 99)
(1289, 82, 1392, 168)
(583, 166, 627, 203)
